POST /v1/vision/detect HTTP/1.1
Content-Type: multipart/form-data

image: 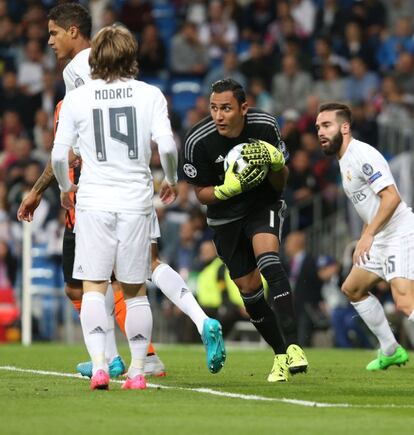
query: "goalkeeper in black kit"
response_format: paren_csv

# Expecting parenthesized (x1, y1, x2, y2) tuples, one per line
(182, 78, 308, 382)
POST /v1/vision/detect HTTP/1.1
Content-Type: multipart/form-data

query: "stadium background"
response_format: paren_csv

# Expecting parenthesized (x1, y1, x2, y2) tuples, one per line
(0, 0, 413, 349)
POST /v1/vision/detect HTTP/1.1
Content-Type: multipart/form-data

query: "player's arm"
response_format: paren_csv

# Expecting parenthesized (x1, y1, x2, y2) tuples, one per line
(155, 135, 179, 205)
(353, 185, 401, 265)
(194, 162, 267, 204)
(267, 166, 289, 192)
(51, 142, 77, 209)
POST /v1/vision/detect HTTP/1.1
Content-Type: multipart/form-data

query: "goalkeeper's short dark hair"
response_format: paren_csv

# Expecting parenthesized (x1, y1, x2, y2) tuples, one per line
(211, 78, 246, 105)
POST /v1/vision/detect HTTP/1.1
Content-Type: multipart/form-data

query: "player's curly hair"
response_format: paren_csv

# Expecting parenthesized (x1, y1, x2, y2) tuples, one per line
(89, 25, 139, 82)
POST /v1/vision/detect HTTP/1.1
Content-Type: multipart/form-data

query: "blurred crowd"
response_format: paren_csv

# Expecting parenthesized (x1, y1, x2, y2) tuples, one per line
(0, 0, 414, 347)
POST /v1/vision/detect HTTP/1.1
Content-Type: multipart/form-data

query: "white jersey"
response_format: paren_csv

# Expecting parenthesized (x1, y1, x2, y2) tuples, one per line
(63, 48, 91, 93)
(54, 78, 174, 214)
(339, 138, 413, 239)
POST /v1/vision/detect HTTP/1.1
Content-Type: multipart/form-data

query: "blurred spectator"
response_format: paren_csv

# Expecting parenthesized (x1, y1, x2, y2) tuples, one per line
(239, 41, 274, 89)
(280, 109, 301, 156)
(196, 240, 247, 337)
(392, 51, 414, 96)
(32, 128, 53, 167)
(0, 181, 11, 243)
(32, 109, 50, 149)
(271, 53, 313, 115)
(199, 0, 238, 63)
(286, 149, 318, 227)
(349, 0, 386, 38)
(184, 0, 208, 26)
(297, 94, 320, 133)
(317, 254, 372, 348)
(314, 0, 346, 40)
(283, 230, 326, 347)
(290, 0, 316, 39)
(40, 69, 61, 122)
(101, 5, 118, 28)
(343, 56, 380, 104)
(202, 50, 247, 96)
(311, 36, 349, 80)
(314, 64, 345, 103)
(375, 75, 412, 127)
(337, 21, 377, 70)
(351, 102, 378, 145)
(242, 0, 275, 41)
(138, 23, 166, 77)
(376, 17, 414, 72)
(118, 0, 153, 36)
(222, 0, 244, 32)
(385, 0, 414, 30)
(6, 137, 36, 189)
(17, 40, 46, 96)
(265, 3, 303, 56)
(175, 220, 199, 280)
(0, 239, 16, 290)
(170, 22, 209, 77)
(0, 71, 33, 131)
(249, 77, 274, 114)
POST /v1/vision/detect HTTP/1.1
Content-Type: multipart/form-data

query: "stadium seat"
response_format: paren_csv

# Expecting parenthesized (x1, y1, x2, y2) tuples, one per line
(170, 79, 202, 119)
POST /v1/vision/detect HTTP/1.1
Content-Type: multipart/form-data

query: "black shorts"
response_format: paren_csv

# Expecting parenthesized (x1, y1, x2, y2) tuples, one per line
(211, 200, 287, 280)
(62, 227, 83, 287)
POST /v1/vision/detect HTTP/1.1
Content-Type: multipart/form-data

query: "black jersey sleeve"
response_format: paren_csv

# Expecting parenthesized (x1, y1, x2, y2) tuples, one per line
(246, 110, 289, 163)
(182, 135, 214, 187)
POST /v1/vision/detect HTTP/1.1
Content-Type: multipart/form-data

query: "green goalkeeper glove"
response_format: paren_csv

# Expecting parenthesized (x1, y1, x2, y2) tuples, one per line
(241, 139, 285, 172)
(214, 161, 266, 201)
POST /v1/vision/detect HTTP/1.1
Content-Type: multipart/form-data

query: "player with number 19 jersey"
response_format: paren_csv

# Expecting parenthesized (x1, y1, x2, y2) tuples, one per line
(54, 79, 171, 214)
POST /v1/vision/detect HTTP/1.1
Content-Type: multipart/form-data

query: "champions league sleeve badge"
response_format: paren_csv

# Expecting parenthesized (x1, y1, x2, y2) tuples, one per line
(74, 77, 85, 88)
(362, 163, 373, 176)
(183, 163, 197, 178)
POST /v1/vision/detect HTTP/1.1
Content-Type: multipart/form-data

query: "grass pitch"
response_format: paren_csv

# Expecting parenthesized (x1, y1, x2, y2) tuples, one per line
(1, 344, 413, 435)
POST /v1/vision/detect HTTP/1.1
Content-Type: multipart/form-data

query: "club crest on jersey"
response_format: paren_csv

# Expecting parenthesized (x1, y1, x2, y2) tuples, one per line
(183, 163, 197, 178)
(74, 77, 85, 88)
(346, 170, 352, 181)
(362, 163, 373, 176)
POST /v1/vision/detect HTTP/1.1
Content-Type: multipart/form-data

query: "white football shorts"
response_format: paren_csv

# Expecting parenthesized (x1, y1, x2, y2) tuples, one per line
(358, 231, 414, 282)
(73, 209, 151, 283)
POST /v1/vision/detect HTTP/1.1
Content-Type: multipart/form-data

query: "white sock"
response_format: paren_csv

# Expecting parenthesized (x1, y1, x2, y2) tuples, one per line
(152, 263, 208, 334)
(125, 296, 153, 378)
(80, 292, 108, 374)
(351, 294, 398, 356)
(408, 310, 414, 322)
(104, 284, 119, 363)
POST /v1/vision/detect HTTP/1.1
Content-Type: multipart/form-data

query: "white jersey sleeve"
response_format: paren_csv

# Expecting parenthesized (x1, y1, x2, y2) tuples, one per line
(62, 48, 91, 93)
(339, 139, 412, 237)
(150, 87, 174, 140)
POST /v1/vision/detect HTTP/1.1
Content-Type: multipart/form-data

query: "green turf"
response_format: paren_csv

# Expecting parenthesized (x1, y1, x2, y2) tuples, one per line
(0, 344, 413, 435)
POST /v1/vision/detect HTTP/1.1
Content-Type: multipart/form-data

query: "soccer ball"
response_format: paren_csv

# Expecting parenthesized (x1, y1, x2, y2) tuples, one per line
(224, 143, 249, 174)
(224, 143, 268, 176)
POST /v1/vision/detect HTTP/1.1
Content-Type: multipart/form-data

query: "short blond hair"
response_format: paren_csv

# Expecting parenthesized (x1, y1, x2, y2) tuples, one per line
(89, 25, 138, 82)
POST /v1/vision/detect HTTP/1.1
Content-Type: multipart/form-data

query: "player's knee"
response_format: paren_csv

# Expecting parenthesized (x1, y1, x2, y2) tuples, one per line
(341, 281, 359, 301)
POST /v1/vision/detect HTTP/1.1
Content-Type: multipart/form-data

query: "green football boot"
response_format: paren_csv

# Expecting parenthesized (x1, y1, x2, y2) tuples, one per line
(366, 345, 409, 371)
(267, 354, 289, 382)
(286, 344, 308, 374)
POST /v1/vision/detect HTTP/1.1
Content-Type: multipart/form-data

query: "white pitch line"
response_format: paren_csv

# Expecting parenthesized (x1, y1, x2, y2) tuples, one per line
(1, 365, 413, 409)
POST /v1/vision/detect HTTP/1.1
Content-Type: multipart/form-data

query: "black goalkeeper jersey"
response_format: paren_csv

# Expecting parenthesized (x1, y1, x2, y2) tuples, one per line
(182, 108, 289, 225)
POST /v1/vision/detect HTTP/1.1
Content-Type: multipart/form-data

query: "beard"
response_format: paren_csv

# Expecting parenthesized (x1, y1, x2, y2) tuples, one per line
(321, 131, 343, 156)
